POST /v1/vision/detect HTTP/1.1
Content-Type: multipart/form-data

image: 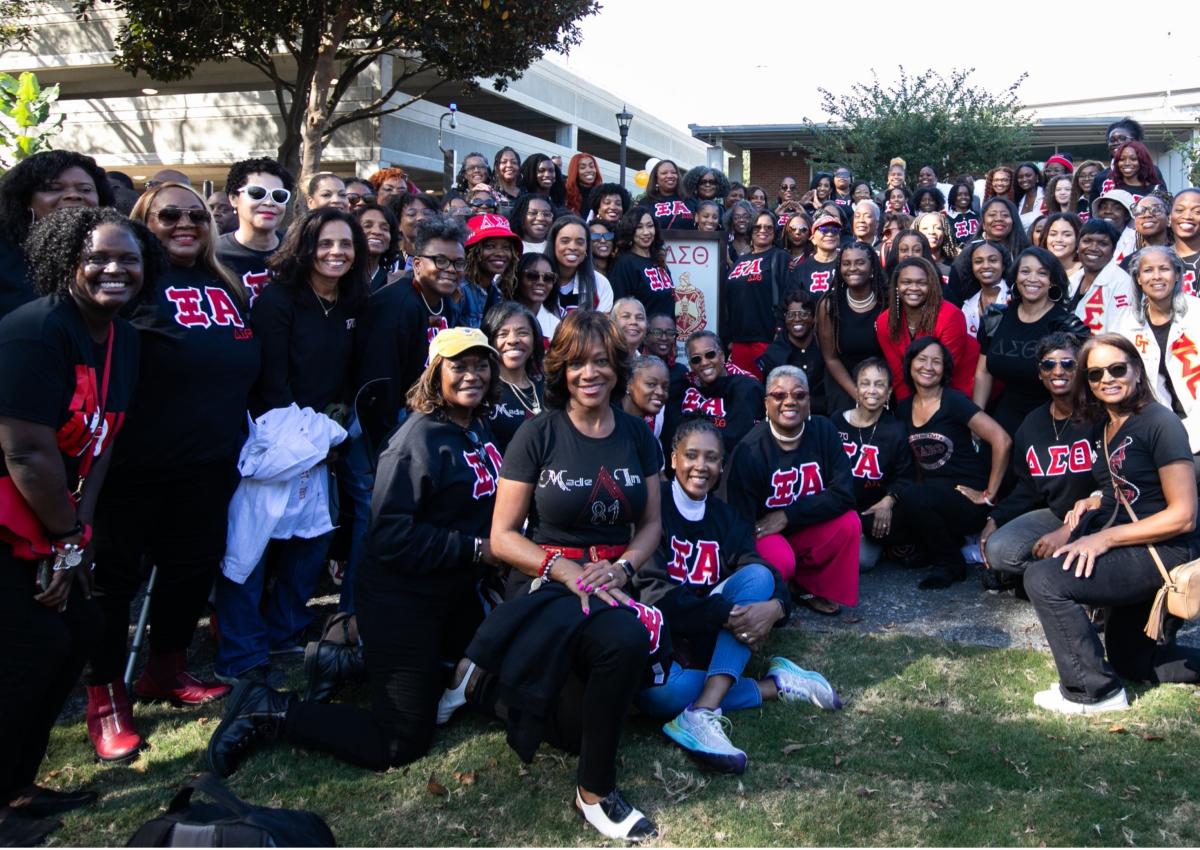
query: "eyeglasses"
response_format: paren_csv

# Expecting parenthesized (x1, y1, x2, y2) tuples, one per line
(688, 350, 721, 366)
(238, 185, 291, 205)
(767, 389, 809, 402)
(592, 232, 615, 241)
(1086, 362, 1130, 383)
(523, 271, 556, 284)
(647, 328, 677, 338)
(1133, 205, 1165, 218)
(418, 254, 467, 272)
(154, 207, 212, 225)
(784, 310, 813, 321)
(526, 209, 554, 220)
(464, 163, 488, 173)
(1038, 358, 1077, 372)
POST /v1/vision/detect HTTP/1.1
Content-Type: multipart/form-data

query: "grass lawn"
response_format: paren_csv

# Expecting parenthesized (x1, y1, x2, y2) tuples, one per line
(39, 631, 1200, 847)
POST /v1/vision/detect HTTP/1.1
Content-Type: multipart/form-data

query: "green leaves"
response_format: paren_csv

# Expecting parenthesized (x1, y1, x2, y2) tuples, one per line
(0, 71, 63, 171)
(801, 67, 1033, 185)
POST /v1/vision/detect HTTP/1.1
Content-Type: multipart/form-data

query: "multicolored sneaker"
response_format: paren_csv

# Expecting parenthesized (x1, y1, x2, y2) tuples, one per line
(662, 706, 747, 774)
(768, 656, 842, 710)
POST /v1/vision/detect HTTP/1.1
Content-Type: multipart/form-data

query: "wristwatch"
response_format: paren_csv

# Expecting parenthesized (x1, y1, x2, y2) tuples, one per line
(52, 542, 84, 572)
(615, 558, 635, 580)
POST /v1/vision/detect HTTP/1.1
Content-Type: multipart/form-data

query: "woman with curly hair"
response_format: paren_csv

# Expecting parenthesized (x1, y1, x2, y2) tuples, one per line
(984, 165, 1016, 203)
(454, 152, 492, 195)
(946, 179, 980, 246)
(911, 186, 946, 215)
(367, 166, 414, 205)
(587, 183, 630, 227)
(80, 184, 259, 761)
(0, 207, 161, 843)
(0, 150, 114, 320)
(458, 214, 521, 329)
(682, 165, 730, 207)
(519, 153, 566, 208)
(213, 207, 368, 684)
(565, 153, 602, 217)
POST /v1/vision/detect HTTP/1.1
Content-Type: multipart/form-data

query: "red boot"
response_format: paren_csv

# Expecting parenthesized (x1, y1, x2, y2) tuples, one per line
(85, 682, 142, 762)
(134, 650, 231, 706)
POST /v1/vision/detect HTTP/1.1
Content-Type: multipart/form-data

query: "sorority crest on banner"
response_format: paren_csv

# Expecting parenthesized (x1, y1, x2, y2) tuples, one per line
(675, 272, 706, 338)
(664, 230, 722, 347)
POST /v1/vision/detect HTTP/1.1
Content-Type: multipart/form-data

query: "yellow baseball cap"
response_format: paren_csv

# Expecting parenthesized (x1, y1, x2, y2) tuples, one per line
(428, 326, 499, 360)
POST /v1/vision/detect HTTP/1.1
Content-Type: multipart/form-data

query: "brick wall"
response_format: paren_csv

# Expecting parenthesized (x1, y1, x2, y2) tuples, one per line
(747, 149, 812, 196)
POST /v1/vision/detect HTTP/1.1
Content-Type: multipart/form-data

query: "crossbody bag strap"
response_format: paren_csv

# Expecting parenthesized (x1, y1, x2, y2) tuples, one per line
(1103, 428, 1173, 586)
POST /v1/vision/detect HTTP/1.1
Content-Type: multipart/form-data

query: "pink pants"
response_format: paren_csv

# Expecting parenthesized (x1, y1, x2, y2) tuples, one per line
(755, 511, 861, 606)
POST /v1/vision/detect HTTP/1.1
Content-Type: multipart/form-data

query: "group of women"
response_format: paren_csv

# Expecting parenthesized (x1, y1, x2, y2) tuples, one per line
(2, 120, 1200, 845)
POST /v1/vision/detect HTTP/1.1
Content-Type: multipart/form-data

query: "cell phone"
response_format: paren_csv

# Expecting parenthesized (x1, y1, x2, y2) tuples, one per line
(37, 558, 52, 592)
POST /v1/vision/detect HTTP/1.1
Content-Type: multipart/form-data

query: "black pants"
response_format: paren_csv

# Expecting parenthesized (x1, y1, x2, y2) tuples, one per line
(470, 610, 649, 795)
(283, 585, 483, 770)
(1024, 542, 1200, 702)
(0, 551, 102, 800)
(896, 483, 990, 570)
(88, 464, 237, 683)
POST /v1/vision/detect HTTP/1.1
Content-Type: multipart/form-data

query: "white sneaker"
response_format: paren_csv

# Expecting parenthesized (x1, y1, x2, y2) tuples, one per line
(436, 661, 476, 725)
(575, 788, 658, 842)
(663, 706, 747, 774)
(1033, 684, 1129, 715)
(768, 656, 842, 710)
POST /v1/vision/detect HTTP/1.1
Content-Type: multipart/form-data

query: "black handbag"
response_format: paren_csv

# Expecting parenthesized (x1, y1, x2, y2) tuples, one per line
(127, 773, 336, 847)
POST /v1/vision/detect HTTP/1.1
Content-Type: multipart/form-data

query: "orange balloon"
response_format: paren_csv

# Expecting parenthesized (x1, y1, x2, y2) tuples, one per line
(634, 170, 649, 189)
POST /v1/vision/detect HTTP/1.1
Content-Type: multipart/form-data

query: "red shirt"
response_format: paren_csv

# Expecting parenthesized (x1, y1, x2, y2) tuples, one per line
(874, 301, 978, 401)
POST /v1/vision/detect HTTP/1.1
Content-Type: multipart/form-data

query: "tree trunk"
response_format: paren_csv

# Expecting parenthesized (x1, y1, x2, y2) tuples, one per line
(297, 1, 356, 194)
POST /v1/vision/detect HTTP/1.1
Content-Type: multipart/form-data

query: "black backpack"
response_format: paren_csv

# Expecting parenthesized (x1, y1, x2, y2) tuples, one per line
(127, 773, 336, 847)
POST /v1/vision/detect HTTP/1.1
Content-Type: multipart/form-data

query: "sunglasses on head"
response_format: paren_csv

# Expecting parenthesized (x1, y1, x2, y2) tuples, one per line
(1038, 357, 1076, 372)
(239, 185, 291, 205)
(767, 389, 809, 402)
(688, 349, 721, 366)
(1087, 362, 1130, 383)
(154, 207, 212, 225)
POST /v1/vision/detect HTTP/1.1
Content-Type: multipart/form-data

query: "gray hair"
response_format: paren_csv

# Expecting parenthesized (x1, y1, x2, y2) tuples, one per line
(766, 364, 809, 392)
(612, 296, 646, 317)
(630, 353, 667, 376)
(853, 199, 879, 219)
(1131, 245, 1190, 324)
(722, 199, 757, 232)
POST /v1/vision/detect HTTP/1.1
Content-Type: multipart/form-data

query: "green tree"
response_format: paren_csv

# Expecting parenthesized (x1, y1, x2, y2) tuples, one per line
(800, 67, 1033, 186)
(0, 0, 31, 50)
(73, 0, 599, 185)
(0, 71, 64, 170)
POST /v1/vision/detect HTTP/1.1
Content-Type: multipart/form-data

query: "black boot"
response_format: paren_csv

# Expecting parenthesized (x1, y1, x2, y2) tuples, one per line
(206, 681, 295, 778)
(302, 640, 366, 703)
(918, 563, 966, 590)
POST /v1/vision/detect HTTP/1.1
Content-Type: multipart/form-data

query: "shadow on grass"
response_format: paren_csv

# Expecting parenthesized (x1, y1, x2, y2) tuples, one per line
(42, 631, 1200, 847)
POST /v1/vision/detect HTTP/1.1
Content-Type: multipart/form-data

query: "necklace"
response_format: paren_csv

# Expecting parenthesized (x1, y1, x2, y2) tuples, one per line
(847, 290, 877, 310)
(312, 286, 338, 317)
(502, 378, 541, 415)
(849, 406, 880, 447)
(768, 419, 805, 448)
(1050, 408, 1071, 442)
(418, 287, 443, 316)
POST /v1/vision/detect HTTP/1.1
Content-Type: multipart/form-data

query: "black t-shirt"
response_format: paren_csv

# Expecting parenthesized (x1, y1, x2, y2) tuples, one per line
(898, 388, 989, 489)
(1178, 251, 1200, 296)
(608, 253, 675, 318)
(977, 304, 1083, 435)
(115, 264, 261, 474)
(788, 256, 838, 297)
(647, 195, 695, 231)
(490, 376, 544, 452)
(724, 247, 788, 344)
(1149, 320, 1186, 415)
(756, 331, 827, 416)
(216, 232, 276, 304)
(248, 280, 356, 417)
(0, 236, 34, 322)
(678, 374, 764, 454)
(990, 404, 1097, 526)
(831, 287, 884, 374)
(833, 410, 915, 512)
(948, 210, 980, 245)
(0, 295, 139, 486)
(500, 408, 662, 548)
(1095, 402, 1193, 544)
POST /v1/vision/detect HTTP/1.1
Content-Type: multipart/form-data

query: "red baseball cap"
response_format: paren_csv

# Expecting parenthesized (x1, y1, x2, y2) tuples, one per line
(465, 214, 521, 249)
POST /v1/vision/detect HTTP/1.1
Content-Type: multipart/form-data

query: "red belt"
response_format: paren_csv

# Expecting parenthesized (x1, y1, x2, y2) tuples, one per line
(539, 544, 626, 562)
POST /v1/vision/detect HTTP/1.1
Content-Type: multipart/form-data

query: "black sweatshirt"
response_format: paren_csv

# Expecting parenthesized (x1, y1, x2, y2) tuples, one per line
(0, 236, 34, 321)
(833, 410, 915, 512)
(248, 280, 356, 417)
(756, 331, 827, 416)
(608, 253, 676, 318)
(634, 479, 791, 636)
(215, 232, 276, 303)
(722, 247, 789, 344)
(678, 374, 764, 454)
(989, 403, 1097, 527)
(647, 195, 695, 231)
(356, 411, 500, 600)
(722, 416, 857, 530)
(948, 210, 981, 245)
(788, 256, 838, 297)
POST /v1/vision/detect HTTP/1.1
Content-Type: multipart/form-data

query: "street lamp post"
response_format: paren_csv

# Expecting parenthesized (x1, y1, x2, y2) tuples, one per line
(616, 105, 633, 187)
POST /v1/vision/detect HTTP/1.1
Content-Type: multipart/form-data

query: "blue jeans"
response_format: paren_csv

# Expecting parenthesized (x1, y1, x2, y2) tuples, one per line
(336, 430, 374, 614)
(215, 532, 332, 677)
(636, 564, 775, 717)
(984, 508, 1062, 576)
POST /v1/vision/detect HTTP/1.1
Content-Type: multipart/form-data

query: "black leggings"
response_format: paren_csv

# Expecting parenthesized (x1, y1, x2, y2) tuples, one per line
(470, 611, 649, 795)
(0, 552, 102, 800)
(283, 585, 483, 770)
(895, 483, 990, 570)
(88, 465, 238, 682)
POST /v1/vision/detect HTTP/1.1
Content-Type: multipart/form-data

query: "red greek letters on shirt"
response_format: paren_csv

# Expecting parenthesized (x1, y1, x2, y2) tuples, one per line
(764, 462, 825, 508)
(1025, 440, 1094, 476)
(461, 440, 504, 499)
(665, 536, 721, 585)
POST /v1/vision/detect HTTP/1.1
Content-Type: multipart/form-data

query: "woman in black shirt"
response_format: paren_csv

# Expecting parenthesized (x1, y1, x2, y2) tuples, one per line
(83, 184, 259, 759)
(518, 153, 566, 208)
(484, 301, 544, 452)
(973, 247, 1089, 435)
(622, 354, 670, 442)
(722, 200, 755, 266)
(213, 208, 367, 683)
(895, 337, 1011, 589)
(608, 206, 675, 318)
(816, 242, 886, 414)
(0, 208, 160, 840)
(682, 330, 764, 454)
(757, 286, 827, 415)
(352, 202, 399, 293)
(1024, 333, 1200, 714)
(723, 209, 790, 377)
(468, 310, 664, 842)
(644, 159, 695, 231)
(207, 328, 506, 773)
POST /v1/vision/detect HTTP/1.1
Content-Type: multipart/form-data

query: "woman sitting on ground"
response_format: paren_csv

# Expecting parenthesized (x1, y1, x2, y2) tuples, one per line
(1024, 333, 1200, 714)
(634, 418, 840, 776)
(206, 327, 506, 776)
(723, 366, 861, 616)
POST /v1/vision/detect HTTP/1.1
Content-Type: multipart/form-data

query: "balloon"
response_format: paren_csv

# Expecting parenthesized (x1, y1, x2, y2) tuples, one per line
(644, 158, 660, 174)
(634, 170, 649, 189)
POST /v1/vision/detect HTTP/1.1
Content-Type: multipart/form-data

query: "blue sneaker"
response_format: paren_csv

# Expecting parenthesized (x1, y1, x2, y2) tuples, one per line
(768, 657, 842, 710)
(662, 706, 747, 774)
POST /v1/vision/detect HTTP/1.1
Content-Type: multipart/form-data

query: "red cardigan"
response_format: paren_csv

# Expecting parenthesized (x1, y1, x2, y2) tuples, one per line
(874, 301, 978, 401)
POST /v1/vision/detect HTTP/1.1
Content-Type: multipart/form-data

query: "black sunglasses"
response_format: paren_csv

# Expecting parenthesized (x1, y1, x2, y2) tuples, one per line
(1038, 358, 1077, 372)
(523, 271, 556, 284)
(1086, 362, 1130, 383)
(154, 207, 212, 225)
(688, 350, 720, 366)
